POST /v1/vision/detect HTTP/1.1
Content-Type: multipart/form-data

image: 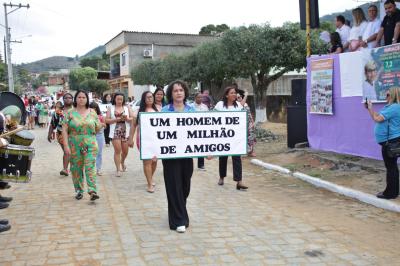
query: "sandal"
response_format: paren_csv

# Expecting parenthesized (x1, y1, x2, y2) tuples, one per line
(146, 187, 155, 193)
(116, 171, 122, 177)
(89, 191, 99, 201)
(122, 164, 127, 172)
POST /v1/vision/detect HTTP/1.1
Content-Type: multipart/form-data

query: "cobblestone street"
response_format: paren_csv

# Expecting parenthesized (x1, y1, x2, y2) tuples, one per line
(0, 128, 399, 266)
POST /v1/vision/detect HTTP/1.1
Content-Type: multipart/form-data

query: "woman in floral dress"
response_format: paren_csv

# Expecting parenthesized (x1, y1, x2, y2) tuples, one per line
(237, 90, 257, 157)
(62, 90, 101, 201)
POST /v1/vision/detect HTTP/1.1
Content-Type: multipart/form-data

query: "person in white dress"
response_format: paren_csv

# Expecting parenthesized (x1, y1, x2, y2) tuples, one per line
(348, 8, 368, 52)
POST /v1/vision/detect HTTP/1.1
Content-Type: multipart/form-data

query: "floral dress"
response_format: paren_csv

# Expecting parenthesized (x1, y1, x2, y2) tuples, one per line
(64, 109, 100, 193)
(243, 104, 256, 153)
(113, 110, 127, 141)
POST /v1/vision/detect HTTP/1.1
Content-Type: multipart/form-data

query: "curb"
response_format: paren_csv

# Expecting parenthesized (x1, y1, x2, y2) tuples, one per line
(251, 159, 400, 213)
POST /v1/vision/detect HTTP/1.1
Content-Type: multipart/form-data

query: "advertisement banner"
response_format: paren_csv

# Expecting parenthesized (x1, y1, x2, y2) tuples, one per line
(364, 43, 400, 102)
(310, 58, 334, 115)
(139, 111, 247, 159)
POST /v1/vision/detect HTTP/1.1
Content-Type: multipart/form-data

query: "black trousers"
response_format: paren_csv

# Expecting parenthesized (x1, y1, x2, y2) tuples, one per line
(197, 157, 204, 168)
(381, 144, 399, 197)
(104, 124, 111, 145)
(219, 156, 242, 181)
(162, 158, 193, 230)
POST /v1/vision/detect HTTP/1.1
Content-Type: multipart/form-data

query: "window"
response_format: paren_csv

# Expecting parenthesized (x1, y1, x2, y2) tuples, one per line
(121, 53, 126, 66)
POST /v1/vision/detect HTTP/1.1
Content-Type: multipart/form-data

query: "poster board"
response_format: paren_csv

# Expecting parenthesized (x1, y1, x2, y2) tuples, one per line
(310, 58, 334, 115)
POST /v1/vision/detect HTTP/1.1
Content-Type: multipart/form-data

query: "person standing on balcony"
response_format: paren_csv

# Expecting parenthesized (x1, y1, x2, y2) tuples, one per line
(361, 4, 381, 49)
(375, 0, 400, 47)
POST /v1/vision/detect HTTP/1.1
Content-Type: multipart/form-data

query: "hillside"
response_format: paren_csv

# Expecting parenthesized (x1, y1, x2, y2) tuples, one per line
(18, 56, 80, 73)
(320, 1, 379, 24)
(80, 45, 105, 59)
(18, 45, 105, 73)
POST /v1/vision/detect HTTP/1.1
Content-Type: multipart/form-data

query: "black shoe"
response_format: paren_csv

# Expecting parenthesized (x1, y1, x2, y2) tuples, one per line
(218, 178, 224, 186)
(75, 192, 83, 200)
(376, 192, 397, 199)
(0, 182, 10, 189)
(0, 224, 11, 233)
(0, 202, 9, 209)
(89, 192, 99, 201)
(0, 219, 8, 225)
(0, 196, 12, 202)
(236, 183, 248, 190)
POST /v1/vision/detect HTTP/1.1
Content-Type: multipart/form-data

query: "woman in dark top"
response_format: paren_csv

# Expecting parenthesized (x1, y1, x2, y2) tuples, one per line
(329, 32, 343, 54)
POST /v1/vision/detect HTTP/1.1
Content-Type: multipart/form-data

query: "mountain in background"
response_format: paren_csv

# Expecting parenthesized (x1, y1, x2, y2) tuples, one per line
(80, 45, 106, 59)
(320, 1, 379, 24)
(18, 45, 105, 73)
(18, 1, 380, 73)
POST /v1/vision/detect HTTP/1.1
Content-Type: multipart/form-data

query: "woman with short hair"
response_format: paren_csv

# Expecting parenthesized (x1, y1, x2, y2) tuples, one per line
(161, 80, 195, 233)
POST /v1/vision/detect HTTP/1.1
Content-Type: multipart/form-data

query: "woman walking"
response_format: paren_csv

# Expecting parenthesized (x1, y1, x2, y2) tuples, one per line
(90, 102, 106, 176)
(105, 92, 133, 177)
(26, 98, 36, 130)
(214, 86, 248, 190)
(154, 86, 166, 111)
(102, 94, 112, 147)
(367, 87, 400, 199)
(161, 80, 195, 233)
(62, 90, 101, 201)
(128, 91, 159, 193)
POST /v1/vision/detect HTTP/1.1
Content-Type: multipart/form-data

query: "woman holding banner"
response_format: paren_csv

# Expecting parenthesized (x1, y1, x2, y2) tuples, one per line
(129, 91, 159, 193)
(161, 80, 195, 233)
(214, 86, 248, 190)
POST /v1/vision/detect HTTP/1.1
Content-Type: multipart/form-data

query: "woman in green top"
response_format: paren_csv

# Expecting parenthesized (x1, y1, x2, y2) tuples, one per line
(62, 90, 101, 201)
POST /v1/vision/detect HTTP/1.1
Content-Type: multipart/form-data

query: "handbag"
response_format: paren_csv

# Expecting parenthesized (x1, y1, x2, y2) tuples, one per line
(384, 119, 400, 158)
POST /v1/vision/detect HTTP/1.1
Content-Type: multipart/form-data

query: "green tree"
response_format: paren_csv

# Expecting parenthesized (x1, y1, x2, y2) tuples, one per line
(31, 72, 49, 89)
(80, 56, 110, 71)
(79, 79, 110, 94)
(199, 24, 230, 35)
(69, 67, 98, 90)
(221, 23, 325, 122)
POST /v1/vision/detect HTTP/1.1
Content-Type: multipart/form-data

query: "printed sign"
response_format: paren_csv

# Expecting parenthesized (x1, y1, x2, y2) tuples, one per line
(366, 43, 400, 102)
(139, 111, 247, 159)
(310, 58, 334, 115)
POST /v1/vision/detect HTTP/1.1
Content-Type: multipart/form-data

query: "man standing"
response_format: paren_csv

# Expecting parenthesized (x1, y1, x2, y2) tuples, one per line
(47, 93, 73, 176)
(335, 15, 351, 50)
(375, 0, 400, 46)
(361, 5, 382, 49)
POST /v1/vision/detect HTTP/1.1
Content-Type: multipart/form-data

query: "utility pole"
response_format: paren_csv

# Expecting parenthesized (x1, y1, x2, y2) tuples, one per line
(305, 0, 311, 57)
(4, 2, 30, 93)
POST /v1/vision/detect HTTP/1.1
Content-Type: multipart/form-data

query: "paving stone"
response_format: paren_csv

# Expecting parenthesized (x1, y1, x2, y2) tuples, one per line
(0, 128, 399, 266)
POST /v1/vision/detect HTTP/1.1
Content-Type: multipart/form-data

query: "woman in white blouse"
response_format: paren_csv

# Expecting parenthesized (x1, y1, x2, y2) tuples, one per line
(214, 86, 248, 190)
(349, 8, 368, 52)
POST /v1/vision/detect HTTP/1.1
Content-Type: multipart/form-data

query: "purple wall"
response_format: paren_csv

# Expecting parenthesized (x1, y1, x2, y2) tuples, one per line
(307, 54, 385, 160)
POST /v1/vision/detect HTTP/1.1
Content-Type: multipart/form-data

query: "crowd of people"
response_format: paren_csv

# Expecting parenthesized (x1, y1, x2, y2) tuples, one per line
(41, 81, 256, 233)
(325, 0, 399, 54)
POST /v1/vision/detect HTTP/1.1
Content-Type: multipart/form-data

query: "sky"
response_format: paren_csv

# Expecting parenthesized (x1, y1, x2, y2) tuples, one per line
(1, 0, 368, 64)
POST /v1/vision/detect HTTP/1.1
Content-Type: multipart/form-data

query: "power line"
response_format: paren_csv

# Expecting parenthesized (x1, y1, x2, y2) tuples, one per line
(3, 2, 30, 93)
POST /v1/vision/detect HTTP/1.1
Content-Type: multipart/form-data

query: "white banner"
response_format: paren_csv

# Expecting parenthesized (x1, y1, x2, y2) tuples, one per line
(139, 111, 248, 159)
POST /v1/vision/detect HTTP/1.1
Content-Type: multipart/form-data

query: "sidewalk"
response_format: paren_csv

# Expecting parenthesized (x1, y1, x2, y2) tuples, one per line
(255, 122, 400, 205)
(0, 127, 399, 265)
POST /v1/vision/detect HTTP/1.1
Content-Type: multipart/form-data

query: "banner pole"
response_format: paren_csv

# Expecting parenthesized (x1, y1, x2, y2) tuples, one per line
(306, 0, 311, 57)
